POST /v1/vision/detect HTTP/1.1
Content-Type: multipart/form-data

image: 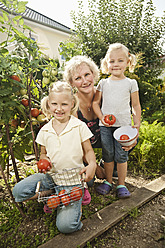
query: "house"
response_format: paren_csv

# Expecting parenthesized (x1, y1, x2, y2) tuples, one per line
(0, 3, 72, 63)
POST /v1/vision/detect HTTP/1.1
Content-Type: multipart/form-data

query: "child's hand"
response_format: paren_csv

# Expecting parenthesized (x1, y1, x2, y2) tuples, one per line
(122, 139, 137, 151)
(101, 114, 116, 127)
(101, 115, 112, 127)
(79, 163, 96, 182)
(122, 131, 139, 151)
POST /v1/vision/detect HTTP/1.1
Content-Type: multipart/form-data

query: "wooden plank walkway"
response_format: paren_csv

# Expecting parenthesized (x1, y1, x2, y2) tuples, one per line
(39, 175, 165, 248)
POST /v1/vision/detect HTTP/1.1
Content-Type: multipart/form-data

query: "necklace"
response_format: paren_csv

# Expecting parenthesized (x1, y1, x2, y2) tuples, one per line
(87, 107, 91, 112)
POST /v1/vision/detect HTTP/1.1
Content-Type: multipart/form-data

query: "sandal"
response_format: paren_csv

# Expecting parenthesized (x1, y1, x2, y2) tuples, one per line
(116, 186, 131, 199)
(82, 188, 91, 205)
(96, 182, 113, 195)
(44, 204, 52, 213)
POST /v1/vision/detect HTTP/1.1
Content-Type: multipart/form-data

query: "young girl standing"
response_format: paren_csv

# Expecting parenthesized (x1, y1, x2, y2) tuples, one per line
(93, 43, 141, 198)
(13, 81, 97, 233)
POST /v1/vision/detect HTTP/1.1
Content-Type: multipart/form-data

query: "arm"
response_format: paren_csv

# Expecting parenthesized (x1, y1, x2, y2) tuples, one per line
(92, 90, 110, 126)
(131, 91, 141, 133)
(122, 91, 141, 151)
(80, 139, 97, 182)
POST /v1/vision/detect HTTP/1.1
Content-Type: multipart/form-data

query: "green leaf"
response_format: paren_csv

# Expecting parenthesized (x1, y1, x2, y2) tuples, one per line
(0, 16, 4, 23)
(11, 27, 27, 39)
(19, 18, 24, 26)
(3, 12, 8, 22)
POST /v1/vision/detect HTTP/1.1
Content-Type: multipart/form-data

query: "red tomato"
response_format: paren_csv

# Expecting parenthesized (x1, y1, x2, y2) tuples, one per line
(47, 195, 60, 209)
(120, 134, 130, 140)
(21, 98, 29, 107)
(70, 186, 83, 202)
(104, 114, 116, 125)
(11, 119, 18, 128)
(59, 189, 67, 197)
(31, 108, 40, 117)
(37, 159, 50, 171)
(60, 194, 70, 206)
(10, 75, 21, 82)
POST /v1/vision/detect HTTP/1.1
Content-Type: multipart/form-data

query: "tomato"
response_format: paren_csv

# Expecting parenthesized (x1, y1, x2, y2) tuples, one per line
(42, 77, 50, 85)
(47, 195, 60, 209)
(11, 119, 18, 128)
(42, 70, 50, 77)
(37, 114, 46, 123)
(59, 189, 67, 197)
(20, 121, 26, 128)
(120, 134, 130, 140)
(104, 114, 116, 125)
(31, 117, 38, 125)
(70, 186, 83, 201)
(21, 98, 29, 107)
(20, 89, 27, 95)
(37, 159, 50, 171)
(10, 75, 21, 82)
(59, 189, 70, 206)
(31, 108, 40, 117)
(51, 69, 58, 76)
(60, 194, 70, 206)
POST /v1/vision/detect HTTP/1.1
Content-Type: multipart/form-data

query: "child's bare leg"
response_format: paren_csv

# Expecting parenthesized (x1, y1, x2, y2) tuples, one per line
(117, 162, 127, 186)
(95, 163, 106, 179)
(104, 161, 114, 184)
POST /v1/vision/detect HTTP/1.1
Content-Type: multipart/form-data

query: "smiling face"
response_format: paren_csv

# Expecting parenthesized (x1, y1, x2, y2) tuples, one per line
(107, 49, 129, 80)
(71, 63, 95, 94)
(48, 92, 74, 122)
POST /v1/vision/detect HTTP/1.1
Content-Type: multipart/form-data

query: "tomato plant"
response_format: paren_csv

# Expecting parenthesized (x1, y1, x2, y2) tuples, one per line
(70, 186, 83, 201)
(37, 159, 50, 171)
(47, 195, 60, 209)
(104, 114, 116, 125)
(120, 134, 130, 140)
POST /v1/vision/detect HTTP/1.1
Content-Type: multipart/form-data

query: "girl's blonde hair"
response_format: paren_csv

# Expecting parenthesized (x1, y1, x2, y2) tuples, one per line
(101, 43, 137, 74)
(41, 81, 79, 119)
(63, 55, 100, 84)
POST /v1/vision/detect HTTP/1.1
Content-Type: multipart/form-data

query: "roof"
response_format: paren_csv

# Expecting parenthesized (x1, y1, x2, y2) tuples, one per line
(0, 3, 71, 34)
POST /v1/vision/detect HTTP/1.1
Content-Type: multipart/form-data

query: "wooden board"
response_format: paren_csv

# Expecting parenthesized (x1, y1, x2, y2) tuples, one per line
(39, 175, 165, 248)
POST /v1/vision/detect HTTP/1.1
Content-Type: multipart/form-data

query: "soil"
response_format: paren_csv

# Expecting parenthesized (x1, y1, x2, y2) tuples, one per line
(86, 175, 165, 248)
(0, 159, 165, 248)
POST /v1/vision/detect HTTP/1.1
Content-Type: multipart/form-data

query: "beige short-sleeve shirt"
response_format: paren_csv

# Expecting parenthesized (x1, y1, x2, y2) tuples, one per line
(36, 115, 93, 185)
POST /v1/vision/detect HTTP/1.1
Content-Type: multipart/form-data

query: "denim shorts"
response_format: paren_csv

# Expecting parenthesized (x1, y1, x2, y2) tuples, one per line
(12, 173, 83, 233)
(100, 126, 128, 163)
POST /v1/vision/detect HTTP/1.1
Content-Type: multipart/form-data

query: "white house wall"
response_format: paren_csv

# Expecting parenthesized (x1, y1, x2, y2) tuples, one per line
(23, 18, 71, 61)
(0, 11, 71, 63)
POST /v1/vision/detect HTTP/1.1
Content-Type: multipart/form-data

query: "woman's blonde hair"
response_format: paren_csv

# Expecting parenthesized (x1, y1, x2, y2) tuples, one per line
(41, 81, 79, 119)
(101, 43, 137, 74)
(63, 55, 100, 84)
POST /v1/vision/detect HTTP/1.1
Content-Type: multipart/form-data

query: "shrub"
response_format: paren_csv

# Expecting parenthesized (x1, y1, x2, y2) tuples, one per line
(129, 121, 165, 176)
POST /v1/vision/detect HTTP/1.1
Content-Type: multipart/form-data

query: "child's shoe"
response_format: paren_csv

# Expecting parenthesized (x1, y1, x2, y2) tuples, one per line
(44, 204, 52, 213)
(82, 188, 91, 205)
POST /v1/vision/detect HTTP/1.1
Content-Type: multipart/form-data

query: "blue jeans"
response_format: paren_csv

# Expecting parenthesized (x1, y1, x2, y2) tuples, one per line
(12, 173, 83, 233)
(100, 126, 129, 163)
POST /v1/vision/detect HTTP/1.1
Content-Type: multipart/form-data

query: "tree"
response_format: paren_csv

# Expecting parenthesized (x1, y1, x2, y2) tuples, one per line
(71, 0, 165, 82)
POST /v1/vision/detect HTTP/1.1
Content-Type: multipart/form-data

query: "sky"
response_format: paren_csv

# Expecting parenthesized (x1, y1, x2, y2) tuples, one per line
(26, 0, 165, 29)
